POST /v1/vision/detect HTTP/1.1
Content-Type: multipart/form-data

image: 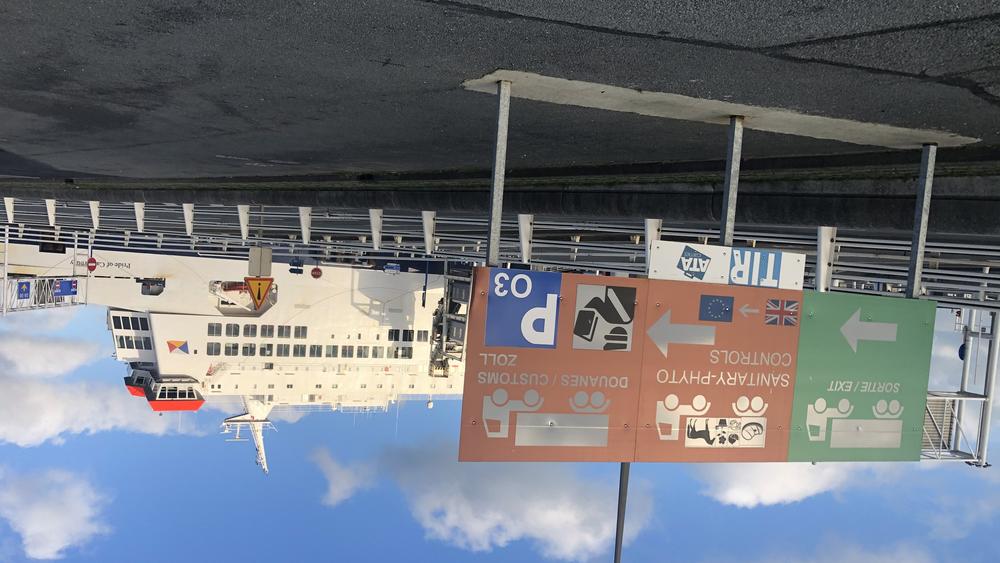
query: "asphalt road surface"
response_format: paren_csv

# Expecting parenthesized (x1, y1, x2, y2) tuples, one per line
(0, 1, 998, 179)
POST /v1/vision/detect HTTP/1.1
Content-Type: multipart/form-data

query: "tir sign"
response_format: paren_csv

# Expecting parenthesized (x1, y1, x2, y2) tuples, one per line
(485, 269, 562, 348)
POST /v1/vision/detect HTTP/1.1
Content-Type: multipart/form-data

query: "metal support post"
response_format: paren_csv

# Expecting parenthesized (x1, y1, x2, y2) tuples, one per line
(2, 225, 8, 316)
(976, 312, 999, 466)
(517, 213, 533, 264)
(816, 226, 837, 292)
(613, 461, 630, 563)
(45, 199, 56, 227)
(644, 218, 662, 274)
(719, 116, 744, 247)
(238, 205, 250, 241)
(299, 206, 312, 244)
(88, 201, 100, 230)
(369, 208, 383, 251)
(486, 80, 511, 267)
(907, 144, 937, 299)
(183, 203, 195, 236)
(955, 309, 978, 450)
(422, 211, 436, 255)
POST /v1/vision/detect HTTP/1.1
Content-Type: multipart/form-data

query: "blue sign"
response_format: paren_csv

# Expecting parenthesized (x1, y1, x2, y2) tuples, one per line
(54, 279, 78, 297)
(677, 245, 711, 280)
(16, 281, 30, 300)
(699, 294, 734, 322)
(730, 248, 782, 288)
(485, 268, 562, 348)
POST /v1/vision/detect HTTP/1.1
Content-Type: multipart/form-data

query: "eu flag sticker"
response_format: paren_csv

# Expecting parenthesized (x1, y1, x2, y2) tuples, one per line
(699, 295, 734, 322)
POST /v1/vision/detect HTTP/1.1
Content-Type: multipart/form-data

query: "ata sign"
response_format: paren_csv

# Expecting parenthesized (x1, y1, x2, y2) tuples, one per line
(459, 267, 935, 463)
(648, 241, 805, 290)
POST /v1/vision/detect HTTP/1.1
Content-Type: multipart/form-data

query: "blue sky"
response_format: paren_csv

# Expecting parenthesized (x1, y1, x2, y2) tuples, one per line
(0, 306, 998, 562)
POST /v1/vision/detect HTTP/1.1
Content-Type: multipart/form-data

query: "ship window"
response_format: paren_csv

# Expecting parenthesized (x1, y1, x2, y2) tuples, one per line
(316, 384, 322, 389)
(360, 384, 366, 389)
(207, 323, 222, 336)
(372, 346, 384, 359)
(139, 317, 149, 331)
(112, 316, 122, 329)
(260, 344, 273, 357)
(261, 325, 274, 338)
(400, 347, 413, 359)
(117, 335, 125, 349)
(242, 343, 256, 356)
(388, 329, 400, 342)
(416, 330, 429, 342)
(166, 387, 178, 399)
(206, 342, 221, 356)
(325, 345, 338, 358)
(286, 384, 294, 389)
(341, 345, 354, 358)
(124, 336, 135, 349)
(388, 346, 401, 359)
(377, 384, 383, 389)
(309, 345, 322, 358)
(357, 346, 370, 359)
(225, 323, 239, 337)
(294, 326, 308, 339)
(224, 343, 238, 356)
(142, 337, 152, 350)
(403, 330, 414, 342)
(277, 344, 290, 357)
(243, 324, 257, 338)
(277, 325, 291, 338)
(293, 344, 306, 357)
(357, 333, 361, 340)
(267, 384, 275, 389)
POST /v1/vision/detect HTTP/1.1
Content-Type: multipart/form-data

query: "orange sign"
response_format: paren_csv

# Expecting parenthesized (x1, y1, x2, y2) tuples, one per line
(458, 268, 803, 463)
(460, 269, 647, 462)
(244, 277, 274, 310)
(634, 282, 800, 462)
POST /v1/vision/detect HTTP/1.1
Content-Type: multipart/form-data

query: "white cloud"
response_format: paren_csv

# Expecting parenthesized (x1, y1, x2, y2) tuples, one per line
(0, 467, 109, 560)
(927, 492, 1000, 540)
(0, 377, 196, 447)
(0, 308, 81, 333)
(379, 444, 652, 561)
(0, 335, 102, 378)
(310, 449, 373, 507)
(708, 541, 935, 563)
(693, 463, 898, 508)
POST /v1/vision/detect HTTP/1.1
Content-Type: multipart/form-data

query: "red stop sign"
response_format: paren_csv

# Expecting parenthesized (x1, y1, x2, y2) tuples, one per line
(311, 267, 322, 279)
(87, 257, 97, 272)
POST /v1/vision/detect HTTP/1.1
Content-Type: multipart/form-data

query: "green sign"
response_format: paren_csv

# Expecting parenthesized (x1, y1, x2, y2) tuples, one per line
(788, 292, 935, 462)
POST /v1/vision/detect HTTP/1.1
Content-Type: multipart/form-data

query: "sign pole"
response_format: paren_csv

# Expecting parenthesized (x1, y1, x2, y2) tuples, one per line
(719, 115, 744, 247)
(976, 312, 999, 467)
(613, 461, 630, 563)
(486, 80, 512, 267)
(906, 143, 936, 298)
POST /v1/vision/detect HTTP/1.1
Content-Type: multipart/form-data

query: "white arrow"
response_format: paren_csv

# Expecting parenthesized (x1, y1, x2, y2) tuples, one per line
(739, 304, 759, 318)
(646, 310, 716, 358)
(840, 308, 897, 353)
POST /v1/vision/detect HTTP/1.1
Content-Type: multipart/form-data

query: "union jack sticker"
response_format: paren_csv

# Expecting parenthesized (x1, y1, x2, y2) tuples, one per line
(764, 299, 799, 326)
